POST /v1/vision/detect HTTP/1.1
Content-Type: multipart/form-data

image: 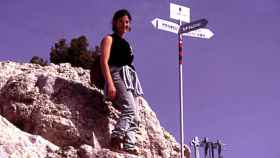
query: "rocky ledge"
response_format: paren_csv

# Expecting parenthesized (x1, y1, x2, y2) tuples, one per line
(0, 61, 190, 158)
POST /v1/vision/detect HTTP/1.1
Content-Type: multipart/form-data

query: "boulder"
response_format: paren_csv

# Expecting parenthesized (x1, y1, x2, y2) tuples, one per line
(0, 61, 190, 158)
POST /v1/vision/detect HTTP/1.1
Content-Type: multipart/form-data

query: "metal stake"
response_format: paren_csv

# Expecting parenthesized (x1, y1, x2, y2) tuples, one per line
(192, 137, 201, 158)
(178, 19, 184, 158)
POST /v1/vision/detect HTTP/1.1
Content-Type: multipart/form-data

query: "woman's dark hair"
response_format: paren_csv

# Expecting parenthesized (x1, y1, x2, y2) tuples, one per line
(112, 9, 132, 33)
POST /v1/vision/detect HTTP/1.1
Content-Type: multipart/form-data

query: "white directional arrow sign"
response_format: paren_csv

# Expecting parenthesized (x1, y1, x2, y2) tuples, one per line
(184, 28, 214, 39)
(151, 18, 214, 39)
(151, 18, 179, 34)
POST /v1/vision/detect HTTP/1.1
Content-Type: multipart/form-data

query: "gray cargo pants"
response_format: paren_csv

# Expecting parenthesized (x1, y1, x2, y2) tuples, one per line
(105, 67, 139, 148)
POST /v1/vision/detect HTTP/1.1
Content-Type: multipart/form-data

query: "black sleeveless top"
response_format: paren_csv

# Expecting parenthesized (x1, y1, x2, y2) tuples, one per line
(108, 33, 134, 69)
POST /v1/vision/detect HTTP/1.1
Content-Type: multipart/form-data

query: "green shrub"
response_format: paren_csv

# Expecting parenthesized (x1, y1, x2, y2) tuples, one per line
(50, 35, 99, 69)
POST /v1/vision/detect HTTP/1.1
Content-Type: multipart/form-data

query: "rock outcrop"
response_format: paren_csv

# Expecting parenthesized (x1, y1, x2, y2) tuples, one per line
(0, 61, 190, 158)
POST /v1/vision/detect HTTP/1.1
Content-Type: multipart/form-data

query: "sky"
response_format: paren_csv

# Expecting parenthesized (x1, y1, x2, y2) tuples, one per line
(1, 0, 280, 158)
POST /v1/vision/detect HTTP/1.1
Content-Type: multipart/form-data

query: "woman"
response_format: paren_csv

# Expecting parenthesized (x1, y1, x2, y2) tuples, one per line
(100, 9, 143, 153)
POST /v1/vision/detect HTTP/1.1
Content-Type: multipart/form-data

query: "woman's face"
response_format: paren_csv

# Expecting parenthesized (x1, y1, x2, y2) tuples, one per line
(115, 15, 130, 35)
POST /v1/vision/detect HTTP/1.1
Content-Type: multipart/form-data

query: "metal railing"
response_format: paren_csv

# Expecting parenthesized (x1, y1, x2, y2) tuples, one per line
(191, 137, 224, 158)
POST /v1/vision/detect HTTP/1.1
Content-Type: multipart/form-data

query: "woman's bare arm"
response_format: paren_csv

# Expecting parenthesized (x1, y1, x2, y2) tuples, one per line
(100, 35, 116, 100)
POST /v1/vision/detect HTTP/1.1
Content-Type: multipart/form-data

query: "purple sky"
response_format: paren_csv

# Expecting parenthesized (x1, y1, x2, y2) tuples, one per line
(1, 0, 280, 158)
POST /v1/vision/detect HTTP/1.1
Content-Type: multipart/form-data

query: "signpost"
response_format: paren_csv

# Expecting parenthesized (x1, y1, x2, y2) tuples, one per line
(151, 18, 179, 34)
(183, 28, 214, 39)
(179, 19, 208, 34)
(152, 3, 214, 158)
(170, 3, 190, 23)
(151, 18, 214, 39)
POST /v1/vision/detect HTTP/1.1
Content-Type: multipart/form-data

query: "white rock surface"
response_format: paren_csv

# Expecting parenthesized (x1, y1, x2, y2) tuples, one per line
(0, 61, 190, 158)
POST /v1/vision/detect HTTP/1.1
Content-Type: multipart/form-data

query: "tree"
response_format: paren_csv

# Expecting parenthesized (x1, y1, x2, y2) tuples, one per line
(49, 35, 98, 69)
(30, 56, 48, 66)
(50, 38, 69, 64)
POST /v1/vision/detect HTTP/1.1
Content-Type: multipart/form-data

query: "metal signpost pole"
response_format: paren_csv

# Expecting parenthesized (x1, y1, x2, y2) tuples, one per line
(151, 4, 214, 158)
(169, 5, 189, 157)
(178, 19, 208, 158)
(178, 19, 184, 158)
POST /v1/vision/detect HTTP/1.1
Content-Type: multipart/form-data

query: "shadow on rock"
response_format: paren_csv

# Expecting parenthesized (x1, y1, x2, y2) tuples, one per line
(0, 74, 114, 149)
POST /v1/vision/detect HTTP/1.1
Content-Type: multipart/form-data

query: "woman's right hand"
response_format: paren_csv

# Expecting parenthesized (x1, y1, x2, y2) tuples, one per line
(107, 82, 116, 101)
